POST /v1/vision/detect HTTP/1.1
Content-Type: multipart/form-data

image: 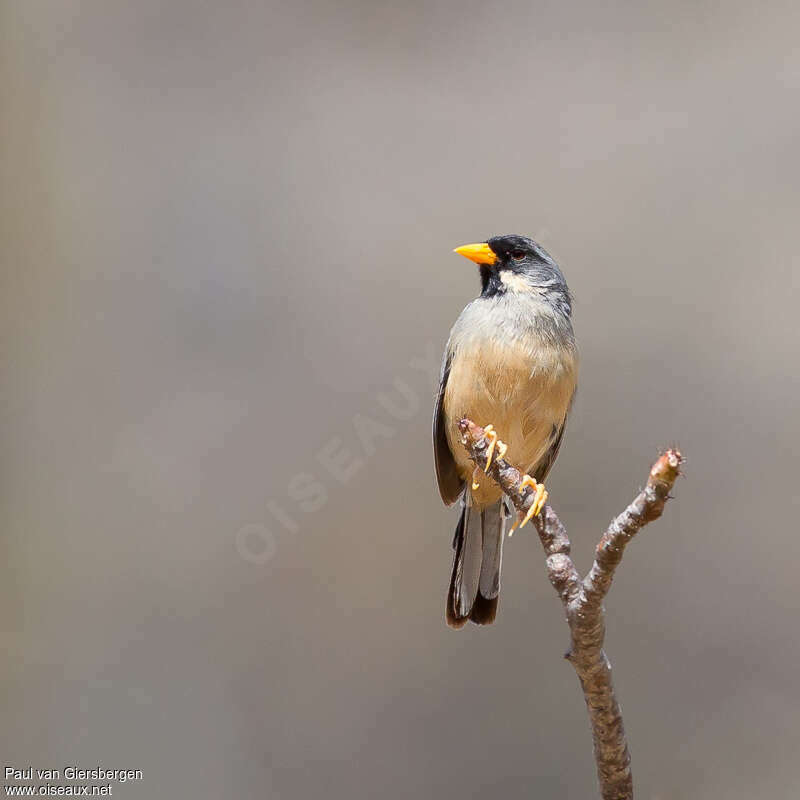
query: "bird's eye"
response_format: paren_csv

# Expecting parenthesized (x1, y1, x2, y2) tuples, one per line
(510, 250, 526, 261)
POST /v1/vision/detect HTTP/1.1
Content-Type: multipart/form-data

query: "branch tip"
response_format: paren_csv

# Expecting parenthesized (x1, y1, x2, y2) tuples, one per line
(649, 448, 683, 486)
(457, 417, 481, 445)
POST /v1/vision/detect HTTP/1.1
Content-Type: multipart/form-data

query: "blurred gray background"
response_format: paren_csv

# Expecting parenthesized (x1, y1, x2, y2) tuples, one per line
(3, 1, 799, 798)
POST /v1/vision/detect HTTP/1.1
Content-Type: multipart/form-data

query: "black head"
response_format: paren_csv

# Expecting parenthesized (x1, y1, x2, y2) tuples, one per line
(454, 234, 572, 316)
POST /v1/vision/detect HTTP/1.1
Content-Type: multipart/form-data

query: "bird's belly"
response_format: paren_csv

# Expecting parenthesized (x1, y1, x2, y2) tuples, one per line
(444, 337, 576, 506)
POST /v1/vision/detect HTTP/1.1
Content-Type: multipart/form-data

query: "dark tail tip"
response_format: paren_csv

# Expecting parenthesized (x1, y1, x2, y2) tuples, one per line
(446, 590, 498, 627)
(446, 605, 470, 629)
(469, 592, 498, 625)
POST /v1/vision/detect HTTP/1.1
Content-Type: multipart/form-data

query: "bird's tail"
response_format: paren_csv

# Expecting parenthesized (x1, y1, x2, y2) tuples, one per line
(446, 496, 506, 628)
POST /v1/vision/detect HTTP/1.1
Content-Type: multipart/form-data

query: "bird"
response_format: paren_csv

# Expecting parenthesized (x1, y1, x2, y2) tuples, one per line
(433, 234, 577, 627)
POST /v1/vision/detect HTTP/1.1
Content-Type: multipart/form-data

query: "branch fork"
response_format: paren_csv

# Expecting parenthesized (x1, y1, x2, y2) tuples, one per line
(457, 418, 682, 800)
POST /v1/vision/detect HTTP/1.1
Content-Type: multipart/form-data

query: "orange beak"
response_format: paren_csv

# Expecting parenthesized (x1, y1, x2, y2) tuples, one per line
(453, 242, 497, 266)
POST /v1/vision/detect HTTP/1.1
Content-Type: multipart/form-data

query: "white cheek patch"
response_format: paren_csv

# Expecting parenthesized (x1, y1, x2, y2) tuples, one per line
(499, 271, 532, 293)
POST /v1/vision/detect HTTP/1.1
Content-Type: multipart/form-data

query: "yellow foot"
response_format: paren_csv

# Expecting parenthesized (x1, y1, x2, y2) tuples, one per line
(481, 424, 508, 472)
(471, 466, 482, 491)
(509, 475, 548, 534)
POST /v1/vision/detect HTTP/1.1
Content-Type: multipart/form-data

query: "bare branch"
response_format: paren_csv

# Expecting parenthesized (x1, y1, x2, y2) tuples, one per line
(457, 417, 682, 800)
(582, 450, 682, 612)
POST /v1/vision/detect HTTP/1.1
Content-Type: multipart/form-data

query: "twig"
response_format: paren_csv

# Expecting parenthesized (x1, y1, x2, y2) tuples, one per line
(457, 418, 682, 800)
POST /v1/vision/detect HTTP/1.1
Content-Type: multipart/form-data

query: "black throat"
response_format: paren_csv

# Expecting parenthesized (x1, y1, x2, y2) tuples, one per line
(479, 265, 503, 297)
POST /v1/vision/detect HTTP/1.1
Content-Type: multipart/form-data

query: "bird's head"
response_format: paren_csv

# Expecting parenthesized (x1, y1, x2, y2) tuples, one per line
(454, 234, 571, 316)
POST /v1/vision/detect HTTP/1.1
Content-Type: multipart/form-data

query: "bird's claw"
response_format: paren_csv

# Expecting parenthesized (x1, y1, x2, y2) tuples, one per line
(482, 424, 508, 473)
(509, 475, 547, 535)
(471, 466, 482, 491)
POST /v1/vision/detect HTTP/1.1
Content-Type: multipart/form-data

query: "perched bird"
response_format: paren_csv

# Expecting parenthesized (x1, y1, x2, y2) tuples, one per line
(433, 235, 577, 627)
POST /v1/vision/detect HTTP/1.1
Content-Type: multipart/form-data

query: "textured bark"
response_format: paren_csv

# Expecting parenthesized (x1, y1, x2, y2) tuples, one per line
(457, 418, 682, 800)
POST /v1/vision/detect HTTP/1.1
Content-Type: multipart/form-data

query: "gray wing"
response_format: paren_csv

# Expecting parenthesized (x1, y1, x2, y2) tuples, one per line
(433, 350, 464, 505)
(532, 390, 575, 483)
